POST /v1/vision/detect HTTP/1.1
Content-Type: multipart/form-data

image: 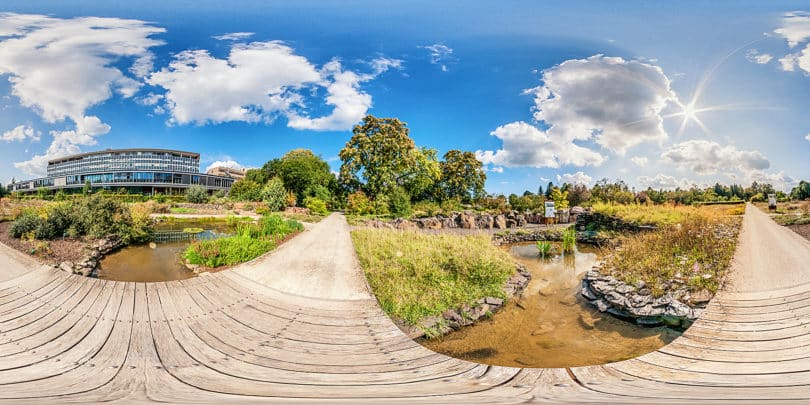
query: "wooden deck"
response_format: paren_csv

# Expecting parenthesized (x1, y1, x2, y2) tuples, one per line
(0, 205, 808, 403)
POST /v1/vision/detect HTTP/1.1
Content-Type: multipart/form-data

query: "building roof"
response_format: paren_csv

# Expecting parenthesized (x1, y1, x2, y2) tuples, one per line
(48, 148, 200, 165)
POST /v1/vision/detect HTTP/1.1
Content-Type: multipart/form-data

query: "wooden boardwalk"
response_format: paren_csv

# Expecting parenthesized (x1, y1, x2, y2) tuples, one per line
(0, 205, 808, 403)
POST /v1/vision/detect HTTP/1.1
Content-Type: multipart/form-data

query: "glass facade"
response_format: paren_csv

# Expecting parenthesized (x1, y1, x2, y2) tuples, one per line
(7, 149, 234, 194)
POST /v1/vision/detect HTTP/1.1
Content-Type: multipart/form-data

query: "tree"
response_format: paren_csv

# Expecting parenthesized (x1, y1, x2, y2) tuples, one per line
(261, 177, 288, 211)
(339, 115, 420, 198)
(537, 184, 544, 196)
(244, 168, 269, 185)
(0, 183, 6, 198)
(83, 180, 92, 195)
(567, 184, 592, 207)
(439, 150, 486, 202)
(229, 179, 263, 201)
(791, 180, 810, 200)
(550, 187, 570, 209)
(263, 149, 333, 202)
(403, 147, 441, 200)
(545, 182, 554, 199)
(185, 185, 209, 204)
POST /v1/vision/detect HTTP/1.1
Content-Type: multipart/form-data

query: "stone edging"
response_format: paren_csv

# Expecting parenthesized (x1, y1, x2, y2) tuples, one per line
(400, 264, 532, 339)
(580, 265, 712, 328)
(53, 236, 124, 276)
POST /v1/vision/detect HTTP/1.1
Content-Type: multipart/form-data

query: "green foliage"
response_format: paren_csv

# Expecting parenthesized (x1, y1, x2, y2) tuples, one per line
(244, 168, 270, 185)
(352, 229, 516, 325)
(536, 241, 552, 258)
(261, 177, 287, 211)
(170, 207, 197, 214)
(387, 187, 412, 218)
(303, 196, 328, 215)
(304, 184, 331, 205)
(346, 191, 373, 215)
(229, 179, 263, 201)
(439, 149, 486, 202)
(8, 195, 154, 244)
(36, 187, 49, 200)
(184, 214, 302, 268)
(263, 149, 333, 202)
(412, 200, 442, 217)
(185, 185, 209, 204)
(372, 194, 390, 215)
(339, 115, 419, 197)
(562, 228, 576, 253)
(791, 180, 810, 201)
(592, 202, 694, 227)
(82, 180, 92, 195)
(550, 187, 570, 210)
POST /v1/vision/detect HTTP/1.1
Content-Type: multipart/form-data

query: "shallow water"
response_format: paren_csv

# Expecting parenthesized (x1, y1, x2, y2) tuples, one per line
(422, 242, 681, 368)
(96, 221, 232, 282)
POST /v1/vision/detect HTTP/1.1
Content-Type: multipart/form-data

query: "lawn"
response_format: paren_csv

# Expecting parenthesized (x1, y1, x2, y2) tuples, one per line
(351, 228, 516, 325)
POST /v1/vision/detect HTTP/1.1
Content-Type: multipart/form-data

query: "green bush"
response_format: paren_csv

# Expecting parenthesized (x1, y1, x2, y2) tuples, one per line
(304, 196, 328, 215)
(9, 213, 40, 238)
(185, 185, 209, 204)
(305, 184, 331, 205)
(261, 177, 287, 211)
(346, 191, 372, 215)
(229, 179, 263, 201)
(372, 194, 390, 215)
(412, 200, 442, 217)
(388, 187, 412, 218)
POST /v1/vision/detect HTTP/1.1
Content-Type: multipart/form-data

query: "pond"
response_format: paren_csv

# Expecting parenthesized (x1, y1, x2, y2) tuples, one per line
(421, 242, 681, 368)
(95, 221, 233, 282)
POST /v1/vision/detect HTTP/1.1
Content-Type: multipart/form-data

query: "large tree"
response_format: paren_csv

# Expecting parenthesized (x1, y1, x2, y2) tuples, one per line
(439, 149, 486, 202)
(263, 149, 333, 202)
(339, 115, 432, 198)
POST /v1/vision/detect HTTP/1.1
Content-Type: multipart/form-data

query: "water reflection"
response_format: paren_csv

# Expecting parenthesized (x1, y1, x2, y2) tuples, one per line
(422, 242, 681, 368)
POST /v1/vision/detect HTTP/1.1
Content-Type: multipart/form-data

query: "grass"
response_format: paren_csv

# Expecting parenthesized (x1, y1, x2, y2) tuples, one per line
(345, 213, 393, 226)
(536, 241, 553, 257)
(184, 214, 302, 268)
(351, 228, 516, 325)
(601, 211, 740, 296)
(591, 202, 695, 226)
(170, 207, 197, 214)
(562, 228, 576, 253)
(281, 212, 326, 223)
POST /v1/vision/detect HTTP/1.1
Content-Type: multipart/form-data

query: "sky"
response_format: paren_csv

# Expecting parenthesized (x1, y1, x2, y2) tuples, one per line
(0, 1, 809, 194)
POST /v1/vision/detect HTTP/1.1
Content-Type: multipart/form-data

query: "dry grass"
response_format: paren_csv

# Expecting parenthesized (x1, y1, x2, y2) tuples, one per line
(351, 229, 516, 325)
(601, 206, 742, 295)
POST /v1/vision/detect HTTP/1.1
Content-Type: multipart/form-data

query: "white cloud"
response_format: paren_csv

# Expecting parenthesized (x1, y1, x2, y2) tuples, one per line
(1, 125, 40, 142)
(805, 133, 810, 141)
(638, 174, 695, 190)
(745, 49, 773, 64)
(773, 13, 810, 74)
(557, 171, 592, 186)
(524, 55, 676, 155)
(475, 121, 605, 169)
(747, 170, 796, 191)
(205, 160, 244, 172)
(0, 13, 164, 175)
(485, 166, 504, 173)
(774, 11, 810, 48)
(369, 57, 403, 75)
(661, 140, 770, 175)
(630, 156, 648, 167)
(420, 43, 453, 72)
(148, 42, 397, 131)
(213, 32, 254, 41)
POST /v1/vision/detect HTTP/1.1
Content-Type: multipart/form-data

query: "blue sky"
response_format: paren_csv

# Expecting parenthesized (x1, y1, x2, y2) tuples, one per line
(0, 1, 809, 193)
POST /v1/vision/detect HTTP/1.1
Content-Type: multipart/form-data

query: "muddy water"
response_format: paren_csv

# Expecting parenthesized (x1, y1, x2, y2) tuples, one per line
(422, 242, 681, 368)
(96, 221, 232, 282)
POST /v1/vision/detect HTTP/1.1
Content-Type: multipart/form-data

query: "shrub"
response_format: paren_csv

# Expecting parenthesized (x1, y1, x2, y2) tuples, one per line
(388, 187, 412, 218)
(372, 194, 390, 215)
(9, 213, 41, 238)
(229, 179, 263, 201)
(285, 191, 297, 208)
(304, 196, 328, 215)
(255, 203, 271, 216)
(305, 184, 331, 206)
(261, 177, 287, 211)
(212, 190, 226, 199)
(412, 200, 441, 218)
(346, 191, 372, 215)
(185, 185, 209, 204)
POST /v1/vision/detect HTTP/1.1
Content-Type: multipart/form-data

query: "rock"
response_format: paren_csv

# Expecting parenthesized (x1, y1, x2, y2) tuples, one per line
(690, 289, 713, 305)
(636, 316, 664, 326)
(578, 313, 597, 330)
(516, 215, 527, 227)
(629, 304, 664, 317)
(484, 297, 504, 306)
(418, 316, 443, 331)
(580, 283, 599, 300)
(493, 215, 507, 229)
(59, 261, 74, 273)
(652, 294, 673, 307)
(607, 307, 630, 318)
(592, 299, 609, 312)
(615, 284, 636, 294)
(665, 301, 691, 318)
(394, 219, 416, 230)
(442, 309, 462, 322)
(506, 219, 517, 228)
(457, 212, 477, 229)
(473, 304, 491, 319)
(627, 293, 652, 307)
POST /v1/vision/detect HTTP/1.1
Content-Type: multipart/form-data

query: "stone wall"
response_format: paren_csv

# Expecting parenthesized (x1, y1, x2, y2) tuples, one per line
(364, 211, 549, 231)
(580, 265, 712, 328)
(491, 228, 611, 246)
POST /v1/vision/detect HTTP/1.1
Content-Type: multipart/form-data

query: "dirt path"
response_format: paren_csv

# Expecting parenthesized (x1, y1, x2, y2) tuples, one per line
(233, 212, 372, 300)
(723, 203, 810, 293)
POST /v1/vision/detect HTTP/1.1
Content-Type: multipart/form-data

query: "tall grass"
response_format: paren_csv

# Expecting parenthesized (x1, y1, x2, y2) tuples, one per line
(536, 241, 552, 257)
(352, 229, 516, 325)
(562, 228, 576, 253)
(184, 214, 302, 268)
(592, 202, 696, 226)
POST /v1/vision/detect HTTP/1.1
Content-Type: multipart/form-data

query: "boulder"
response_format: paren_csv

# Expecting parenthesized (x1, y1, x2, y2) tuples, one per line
(58, 261, 74, 273)
(690, 289, 713, 305)
(457, 212, 477, 229)
(506, 219, 518, 228)
(484, 297, 504, 306)
(394, 219, 416, 230)
(493, 215, 507, 229)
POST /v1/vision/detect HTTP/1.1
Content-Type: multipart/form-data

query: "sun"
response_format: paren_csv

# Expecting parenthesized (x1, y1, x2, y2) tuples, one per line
(682, 101, 697, 122)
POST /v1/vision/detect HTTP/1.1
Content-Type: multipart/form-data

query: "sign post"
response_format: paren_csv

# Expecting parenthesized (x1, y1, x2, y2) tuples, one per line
(544, 201, 556, 228)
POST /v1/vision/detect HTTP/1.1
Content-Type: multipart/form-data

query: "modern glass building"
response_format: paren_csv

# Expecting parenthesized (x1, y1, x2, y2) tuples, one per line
(7, 149, 237, 194)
